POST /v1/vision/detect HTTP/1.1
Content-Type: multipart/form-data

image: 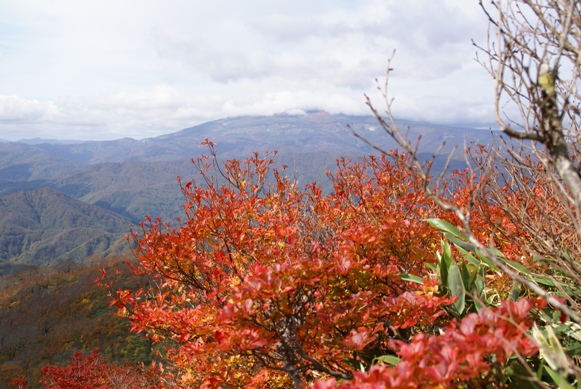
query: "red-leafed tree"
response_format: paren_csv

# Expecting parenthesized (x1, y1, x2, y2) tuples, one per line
(107, 136, 558, 388)
(108, 142, 459, 388)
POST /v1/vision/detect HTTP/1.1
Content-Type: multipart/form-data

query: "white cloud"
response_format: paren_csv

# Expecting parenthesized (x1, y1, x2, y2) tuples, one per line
(0, 0, 494, 141)
(0, 96, 57, 121)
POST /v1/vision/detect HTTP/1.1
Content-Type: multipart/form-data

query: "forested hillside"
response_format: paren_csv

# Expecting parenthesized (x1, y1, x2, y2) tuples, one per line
(0, 188, 130, 266)
(0, 257, 152, 388)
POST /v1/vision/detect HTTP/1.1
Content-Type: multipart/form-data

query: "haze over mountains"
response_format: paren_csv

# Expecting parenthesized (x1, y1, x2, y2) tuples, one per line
(0, 111, 496, 267)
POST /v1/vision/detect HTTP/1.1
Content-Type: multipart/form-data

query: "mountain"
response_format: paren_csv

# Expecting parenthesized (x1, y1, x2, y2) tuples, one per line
(0, 188, 132, 266)
(49, 160, 194, 222)
(0, 142, 83, 194)
(25, 112, 496, 211)
(24, 112, 494, 164)
(0, 112, 497, 266)
(158, 111, 490, 158)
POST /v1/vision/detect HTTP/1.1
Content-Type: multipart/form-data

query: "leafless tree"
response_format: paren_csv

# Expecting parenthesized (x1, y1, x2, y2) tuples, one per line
(479, 0, 581, 206)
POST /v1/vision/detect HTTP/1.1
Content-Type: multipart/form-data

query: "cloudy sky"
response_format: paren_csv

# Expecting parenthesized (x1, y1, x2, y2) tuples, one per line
(0, 0, 493, 141)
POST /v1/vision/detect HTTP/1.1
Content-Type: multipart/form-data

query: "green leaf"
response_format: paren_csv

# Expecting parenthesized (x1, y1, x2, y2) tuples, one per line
(439, 261, 448, 289)
(448, 236, 475, 251)
(424, 262, 437, 271)
(544, 366, 574, 389)
(456, 245, 481, 267)
(564, 345, 581, 355)
(447, 261, 466, 315)
(468, 269, 478, 294)
(460, 262, 471, 290)
(554, 322, 581, 343)
(501, 258, 532, 276)
(510, 280, 520, 301)
(475, 249, 499, 270)
(427, 218, 468, 240)
(531, 275, 556, 287)
(490, 247, 507, 260)
(397, 273, 424, 285)
(532, 324, 570, 372)
(441, 240, 452, 269)
(373, 355, 400, 366)
(474, 268, 485, 296)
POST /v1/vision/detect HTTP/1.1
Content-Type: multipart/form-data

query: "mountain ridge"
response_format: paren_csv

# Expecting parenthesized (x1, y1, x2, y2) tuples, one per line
(0, 112, 496, 266)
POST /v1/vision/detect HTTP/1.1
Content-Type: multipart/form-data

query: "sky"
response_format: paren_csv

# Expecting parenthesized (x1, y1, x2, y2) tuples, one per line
(0, 0, 493, 141)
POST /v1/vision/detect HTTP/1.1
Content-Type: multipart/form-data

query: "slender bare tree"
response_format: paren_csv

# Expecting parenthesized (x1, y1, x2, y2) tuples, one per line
(479, 0, 581, 207)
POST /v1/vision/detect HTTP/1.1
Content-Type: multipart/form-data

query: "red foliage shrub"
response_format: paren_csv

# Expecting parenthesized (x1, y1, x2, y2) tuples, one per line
(314, 298, 544, 388)
(108, 145, 456, 387)
(36, 349, 158, 389)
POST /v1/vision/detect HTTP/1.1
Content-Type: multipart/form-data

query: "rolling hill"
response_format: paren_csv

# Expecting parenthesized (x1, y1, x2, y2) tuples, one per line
(0, 188, 131, 266)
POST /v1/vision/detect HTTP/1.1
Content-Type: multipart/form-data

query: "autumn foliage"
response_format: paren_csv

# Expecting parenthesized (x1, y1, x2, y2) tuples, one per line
(12, 349, 158, 389)
(314, 298, 545, 388)
(105, 143, 457, 387)
(99, 141, 556, 388)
